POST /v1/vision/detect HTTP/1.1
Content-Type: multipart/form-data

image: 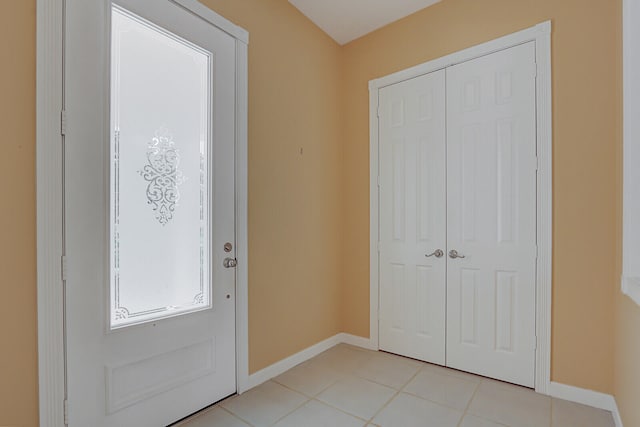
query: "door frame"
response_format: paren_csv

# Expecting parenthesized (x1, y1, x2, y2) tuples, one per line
(368, 21, 552, 394)
(36, 1, 250, 425)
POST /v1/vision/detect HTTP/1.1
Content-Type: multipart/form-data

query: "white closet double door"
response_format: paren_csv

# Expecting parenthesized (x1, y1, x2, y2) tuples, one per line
(378, 42, 537, 387)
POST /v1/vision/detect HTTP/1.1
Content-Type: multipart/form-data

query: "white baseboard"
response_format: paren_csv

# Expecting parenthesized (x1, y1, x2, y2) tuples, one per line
(240, 333, 375, 393)
(338, 333, 376, 350)
(548, 382, 622, 426)
(613, 403, 624, 427)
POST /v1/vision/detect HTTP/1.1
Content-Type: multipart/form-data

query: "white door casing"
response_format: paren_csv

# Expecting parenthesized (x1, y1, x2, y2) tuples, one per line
(65, 0, 242, 425)
(378, 70, 447, 365)
(445, 42, 538, 387)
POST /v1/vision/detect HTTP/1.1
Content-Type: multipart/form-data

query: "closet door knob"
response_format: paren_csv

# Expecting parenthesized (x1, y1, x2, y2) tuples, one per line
(425, 249, 444, 258)
(449, 250, 466, 259)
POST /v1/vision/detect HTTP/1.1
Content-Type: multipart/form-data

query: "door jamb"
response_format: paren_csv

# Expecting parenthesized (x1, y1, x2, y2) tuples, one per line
(368, 21, 552, 395)
(36, 1, 250, 425)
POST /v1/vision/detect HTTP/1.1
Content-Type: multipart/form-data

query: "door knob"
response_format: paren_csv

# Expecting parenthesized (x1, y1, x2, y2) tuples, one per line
(425, 249, 444, 258)
(448, 250, 466, 259)
(223, 257, 237, 268)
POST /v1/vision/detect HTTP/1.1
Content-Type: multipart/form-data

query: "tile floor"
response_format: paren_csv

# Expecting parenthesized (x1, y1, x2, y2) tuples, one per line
(178, 344, 615, 427)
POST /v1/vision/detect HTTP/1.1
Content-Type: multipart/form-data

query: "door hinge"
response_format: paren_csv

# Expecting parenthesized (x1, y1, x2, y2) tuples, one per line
(61, 110, 67, 136)
(61, 255, 67, 282)
(532, 62, 538, 78)
(377, 241, 381, 252)
(533, 336, 538, 350)
(377, 175, 380, 187)
(377, 105, 381, 118)
(63, 398, 68, 425)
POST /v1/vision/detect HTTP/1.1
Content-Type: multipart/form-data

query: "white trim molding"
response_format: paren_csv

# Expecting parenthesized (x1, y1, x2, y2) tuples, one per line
(368, 21, 553, 395)
(340, 332, 376, 350)
(36, 0, 65, 426)
(369, 86, 380, 352)
(549, 382, 623, 427)
(622, 0, 640, 307)
(172, 0, 248, 44)
(234, 38, 251, 395)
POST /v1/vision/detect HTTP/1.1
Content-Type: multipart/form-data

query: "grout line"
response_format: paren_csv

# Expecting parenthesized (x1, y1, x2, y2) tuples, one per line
(456, 379, 481, 427)
(272, 369, 342, 400)
(302, 376, 388, 424)
(309, 397, 370, 424)
(267, 397, 311, 427)
(313, 373, 345, 397)
(398, 366, 423, 394)
(220, 406, 256, 427)
(350, 367, 421, 392)
(366, 388, 402, 425)
(395, 364, 483, 416)
(363, 365, 426, 424)
(264, 381, 312, 427)
(220, 405, 256, 427)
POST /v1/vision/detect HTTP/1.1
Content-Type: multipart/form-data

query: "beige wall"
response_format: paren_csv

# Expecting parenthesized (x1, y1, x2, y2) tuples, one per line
(194, 0, 345, 373)
(341, 0, 621, 394)
(0, 2, 39, 426)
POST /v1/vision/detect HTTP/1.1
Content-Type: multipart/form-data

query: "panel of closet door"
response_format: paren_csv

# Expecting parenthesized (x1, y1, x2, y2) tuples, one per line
(378, 69, 447, 365)
(445, 41, 538, 387)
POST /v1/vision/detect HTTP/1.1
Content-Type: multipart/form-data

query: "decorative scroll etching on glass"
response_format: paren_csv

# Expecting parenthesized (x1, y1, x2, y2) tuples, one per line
(138, 126, 187, 226)
(110, 6, 212, 329)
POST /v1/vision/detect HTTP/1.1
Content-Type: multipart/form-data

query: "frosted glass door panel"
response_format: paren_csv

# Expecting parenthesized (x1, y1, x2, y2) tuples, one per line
(110, 7, 212, 329)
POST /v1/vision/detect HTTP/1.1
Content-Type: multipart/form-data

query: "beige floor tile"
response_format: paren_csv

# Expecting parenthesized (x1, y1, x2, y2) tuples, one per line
(220, 381, 307, 427)
(551, 398, 615, 427)
(403, 369, 479, 410)
(311, 345, 373, 374)
(316, 375, 396, 420)
(180, 345, 613, 427)
(273, 399, 366, 427)
(459, 414, 507, 427)
(178, 407, 250, 427)
(354, 352, 422, 389)
(467, 380, 551, 427)
(274, 360, 343, 396)
(373, 392, 463, 427)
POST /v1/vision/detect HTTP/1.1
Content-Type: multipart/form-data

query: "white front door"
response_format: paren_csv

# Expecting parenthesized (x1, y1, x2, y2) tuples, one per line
(65, 1, 237, 425)
(446, 42, 537, 387)
(378, 70, 447, 365)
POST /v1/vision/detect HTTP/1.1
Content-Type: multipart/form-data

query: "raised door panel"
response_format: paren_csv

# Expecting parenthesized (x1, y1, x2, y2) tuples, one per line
(445, 42, 537, 387)
(378, 70, 447, 365)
